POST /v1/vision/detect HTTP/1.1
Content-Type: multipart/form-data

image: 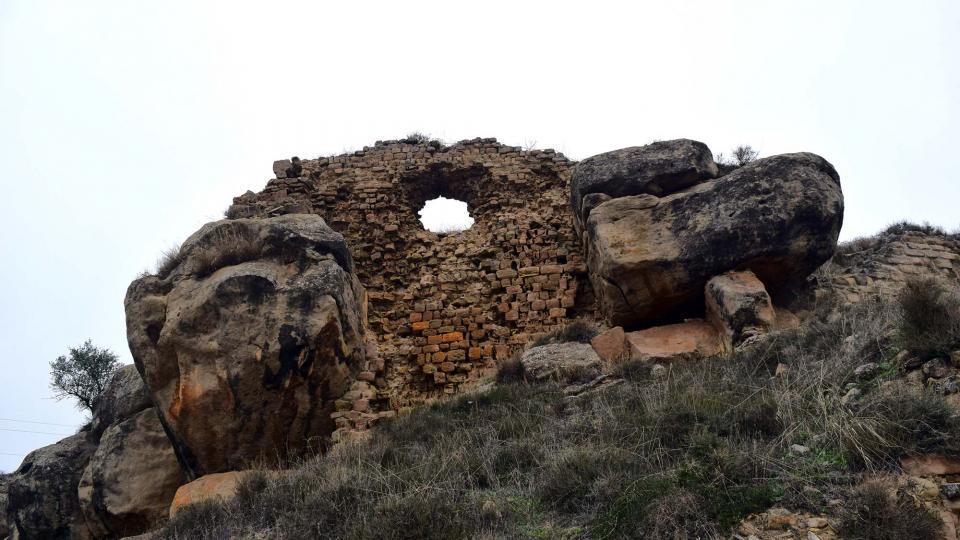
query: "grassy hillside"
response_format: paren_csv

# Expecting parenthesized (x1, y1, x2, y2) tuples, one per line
(160, 279, 960, 539)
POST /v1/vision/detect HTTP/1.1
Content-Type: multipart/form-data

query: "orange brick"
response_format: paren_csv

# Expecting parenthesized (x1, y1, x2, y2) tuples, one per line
(440, 362, 456, 373)
(411, 321, 430, 332)
(468, 347, 482, 359)
(427, 335, 443, 345)
(549, 307, 566, 318)
(441, 332, 464, 343)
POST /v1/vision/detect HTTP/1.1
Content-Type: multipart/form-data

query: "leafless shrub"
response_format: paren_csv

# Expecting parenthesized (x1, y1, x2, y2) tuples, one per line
(884, 221, 947, 236)
(732, 144, 758, 166)
(716, 145, 759, 172)
(896, 277, 960, 358)
(837, 480, 941, 540)
(402, 132, 444, 149)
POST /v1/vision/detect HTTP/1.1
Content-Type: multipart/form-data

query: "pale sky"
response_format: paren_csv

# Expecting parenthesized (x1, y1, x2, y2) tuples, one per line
(1, 0, 958, 472)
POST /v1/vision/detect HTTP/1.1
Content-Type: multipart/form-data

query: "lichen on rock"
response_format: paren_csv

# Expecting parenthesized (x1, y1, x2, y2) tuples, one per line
(125, 214, 369, 477)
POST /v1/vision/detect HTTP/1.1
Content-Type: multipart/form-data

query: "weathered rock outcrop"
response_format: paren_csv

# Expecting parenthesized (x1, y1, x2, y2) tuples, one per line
(89, 365, 152, 439)
(571, 139, 718, 232)
(519, 342, 602, 383)
(6, 432, 96, 540)
(168, 471, 263, 518)
(1, 474, 9, 539)
(5, 366, 183, 540)
(625, 320, 723, 362)
(78, 409, 184, 538)
(705, 270, 776, 350)
(584, 152, 843, 327)
(125, 214, 369, 477)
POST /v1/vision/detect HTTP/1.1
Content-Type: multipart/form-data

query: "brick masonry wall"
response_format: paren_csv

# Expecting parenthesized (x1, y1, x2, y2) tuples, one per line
(227, 138, 598, 435)
(817, 230, 960, 303)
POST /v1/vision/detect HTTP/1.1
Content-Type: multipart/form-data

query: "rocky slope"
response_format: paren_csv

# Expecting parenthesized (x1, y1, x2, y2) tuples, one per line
(4, 366, 183, 539)
(7, 137, 960, 539)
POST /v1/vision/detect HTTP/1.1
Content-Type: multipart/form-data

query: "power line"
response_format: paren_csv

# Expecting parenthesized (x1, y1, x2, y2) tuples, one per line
(0, 427, 70, 436)
(0, 417, 76, 428)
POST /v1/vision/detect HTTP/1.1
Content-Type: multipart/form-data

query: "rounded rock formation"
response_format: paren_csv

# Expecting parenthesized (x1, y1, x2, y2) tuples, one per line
(571, 139, 719, 231)
(519, 342, 602, 383)
(88, 364, 152, 439)
(78, 409, 184, 538)
(584, 152, 843, 327)
(6, 432, 96, 540)
(124, 214, 368, 477)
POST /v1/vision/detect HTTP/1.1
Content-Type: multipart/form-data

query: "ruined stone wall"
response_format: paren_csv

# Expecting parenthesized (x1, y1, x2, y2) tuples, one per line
(228, 138, 597, 430)
(817, 230, 960, 303)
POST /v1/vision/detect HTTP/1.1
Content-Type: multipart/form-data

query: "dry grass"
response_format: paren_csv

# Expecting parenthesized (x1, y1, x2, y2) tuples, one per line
(896, 276, 960, 359)
(836, 480, 942, 539)
(154, 245, 183, 278)
(160, 294, 960, 539)
(884, 220, 948, 236)
(189, 227, 261, 277)
(531, 320, 599, 347)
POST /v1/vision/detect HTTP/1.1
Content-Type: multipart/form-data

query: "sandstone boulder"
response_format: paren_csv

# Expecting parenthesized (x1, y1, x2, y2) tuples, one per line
(705, 270, 776, 350)
(900, 455, 960, 476)
(78, 409, 184, 538)
(125, 214, 368, 477)
(571, 139, 718, 230)
(6, 432, 96, 540)
(169, 471, 261, 517)
(589, 326, 627, 363)
(519, 342, 602, 383)
(89, 365, 152, 439)
(626, 320, 723, 363)
(585, 153, 843, 327)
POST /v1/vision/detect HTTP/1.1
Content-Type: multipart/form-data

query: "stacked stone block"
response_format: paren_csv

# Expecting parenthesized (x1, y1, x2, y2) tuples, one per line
(821, 231, 960, 303)
(228, 138, 596, 434)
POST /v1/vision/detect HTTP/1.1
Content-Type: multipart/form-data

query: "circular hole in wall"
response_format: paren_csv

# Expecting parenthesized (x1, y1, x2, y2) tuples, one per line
(418, 196, 474, 234)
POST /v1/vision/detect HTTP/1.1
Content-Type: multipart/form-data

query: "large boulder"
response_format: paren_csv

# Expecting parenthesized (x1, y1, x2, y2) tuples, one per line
(705, 270, 776, 351)
(78, 409, 184, 538)
(6, 432, 96, 540)
(571, 139, 718, 231)
(125, 214, 368, 477)
(89, 365, 152, 439)
(585, 152, 843, 327)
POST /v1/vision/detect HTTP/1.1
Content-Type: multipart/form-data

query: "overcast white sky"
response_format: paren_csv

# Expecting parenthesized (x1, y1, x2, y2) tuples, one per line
(1, 0, 958, 472)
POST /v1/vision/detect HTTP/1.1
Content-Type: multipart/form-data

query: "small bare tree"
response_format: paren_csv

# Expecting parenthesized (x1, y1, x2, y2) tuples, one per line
(732, 145, 758, 166)
(50, 340, 120, 412)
